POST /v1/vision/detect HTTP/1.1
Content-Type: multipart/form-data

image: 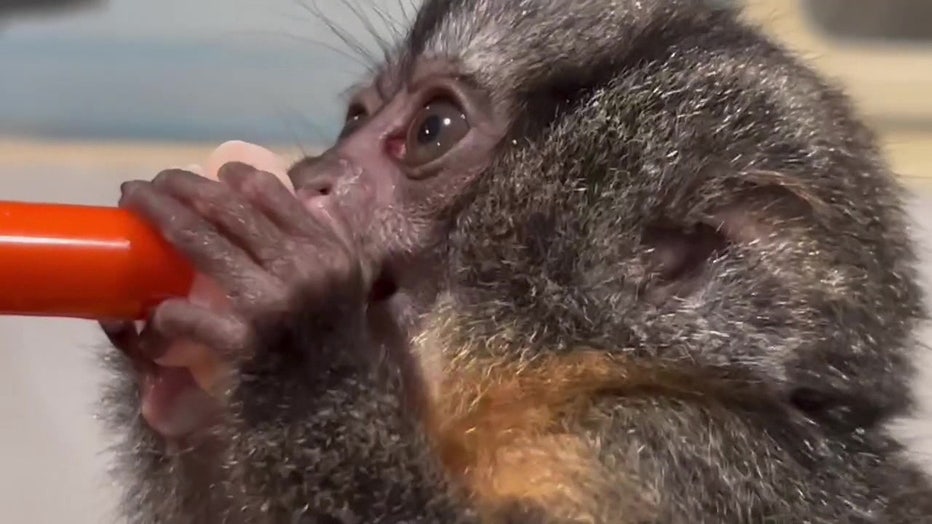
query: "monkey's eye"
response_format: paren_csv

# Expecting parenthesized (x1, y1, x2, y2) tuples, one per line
(339, 104, 368, 139)
(403, 99, 470, 166)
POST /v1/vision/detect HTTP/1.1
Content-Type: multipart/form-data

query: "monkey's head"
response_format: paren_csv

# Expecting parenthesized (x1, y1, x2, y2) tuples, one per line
(287, 0, 924, 432)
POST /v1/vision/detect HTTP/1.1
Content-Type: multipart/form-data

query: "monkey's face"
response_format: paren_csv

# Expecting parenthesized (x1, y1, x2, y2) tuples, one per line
(286, 59, 509, 324)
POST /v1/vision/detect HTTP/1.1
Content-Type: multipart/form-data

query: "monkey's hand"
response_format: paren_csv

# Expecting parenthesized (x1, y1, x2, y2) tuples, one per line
(101, 161, 469, 521)
(104, 158, 375, 432)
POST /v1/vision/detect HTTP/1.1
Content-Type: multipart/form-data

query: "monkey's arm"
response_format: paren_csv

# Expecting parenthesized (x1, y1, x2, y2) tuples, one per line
(579, 396, 828, 522)
(565, 393, 932, 523)
(101, 319, 491, 523)
(221, 331, 481, 523)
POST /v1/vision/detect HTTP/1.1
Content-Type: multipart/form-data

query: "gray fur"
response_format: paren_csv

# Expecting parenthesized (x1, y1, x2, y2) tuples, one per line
(101, 0, 932, 522)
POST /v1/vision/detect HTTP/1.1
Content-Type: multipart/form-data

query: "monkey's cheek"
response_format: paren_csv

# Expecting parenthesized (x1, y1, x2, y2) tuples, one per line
(140, 367, 220, 439)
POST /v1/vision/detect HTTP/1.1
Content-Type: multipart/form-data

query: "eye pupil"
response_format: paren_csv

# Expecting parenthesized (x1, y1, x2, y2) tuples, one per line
(405, 99, 470, 167)
(417, 113, 447, 145)
(339, 104, 367, 140)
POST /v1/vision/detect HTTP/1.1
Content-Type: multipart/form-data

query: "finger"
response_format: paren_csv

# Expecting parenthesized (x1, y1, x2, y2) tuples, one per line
(218, 162, 369, 282)
(188, 274, 234, 312)
(140, 298, 252, 361)
(150, 169, 288, 264)
(120, 179, 274, 298)
(157, 340, 232, 399)
(218, 164, 362, 286)
(218, 162, 323, 237)
(303, 197, 357, 256)
(140, 299, 249, 395)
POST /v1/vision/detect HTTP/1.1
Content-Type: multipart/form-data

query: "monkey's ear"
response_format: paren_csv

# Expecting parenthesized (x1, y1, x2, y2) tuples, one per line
(694, 170, 830, 245)
(643, 171, 826, 299)
(642, 221, 727, 290)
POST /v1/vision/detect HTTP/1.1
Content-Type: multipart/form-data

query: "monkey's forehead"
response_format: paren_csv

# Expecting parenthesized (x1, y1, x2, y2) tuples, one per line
(399, 0, 712, 88)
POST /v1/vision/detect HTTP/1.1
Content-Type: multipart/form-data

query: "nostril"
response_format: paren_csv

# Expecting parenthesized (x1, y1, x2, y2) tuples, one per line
(307, 178, 334, 198)
(287, 153, 343, 193)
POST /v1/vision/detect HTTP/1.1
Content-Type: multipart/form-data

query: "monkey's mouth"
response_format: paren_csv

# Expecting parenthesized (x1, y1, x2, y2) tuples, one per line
(368, 268, 399, 303)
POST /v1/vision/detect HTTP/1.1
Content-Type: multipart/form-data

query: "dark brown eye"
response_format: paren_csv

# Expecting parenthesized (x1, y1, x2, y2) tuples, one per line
(404, 99, 470, 166)
(339, 104, 367, 139)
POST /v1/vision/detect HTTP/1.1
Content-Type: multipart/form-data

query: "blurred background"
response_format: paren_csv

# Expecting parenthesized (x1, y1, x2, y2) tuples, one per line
(1, 0, 931, 522)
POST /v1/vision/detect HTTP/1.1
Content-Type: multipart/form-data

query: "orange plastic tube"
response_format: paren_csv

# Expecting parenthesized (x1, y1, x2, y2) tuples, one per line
(0, 201, 194, 320)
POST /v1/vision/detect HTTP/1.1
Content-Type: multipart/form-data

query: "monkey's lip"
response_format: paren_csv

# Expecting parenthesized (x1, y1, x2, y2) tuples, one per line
(140, 366, 220, 439)
(367, 267, 398, 303)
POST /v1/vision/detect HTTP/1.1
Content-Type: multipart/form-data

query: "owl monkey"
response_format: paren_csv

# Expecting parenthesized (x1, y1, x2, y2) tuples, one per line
(100, 0, 932, 522)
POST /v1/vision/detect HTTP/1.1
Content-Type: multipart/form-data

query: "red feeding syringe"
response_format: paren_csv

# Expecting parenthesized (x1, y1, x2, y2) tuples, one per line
(0, 201, 195, 320)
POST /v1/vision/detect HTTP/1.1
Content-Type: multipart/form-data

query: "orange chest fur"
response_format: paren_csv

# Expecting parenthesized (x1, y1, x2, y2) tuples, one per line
(419, 352, 626, 514)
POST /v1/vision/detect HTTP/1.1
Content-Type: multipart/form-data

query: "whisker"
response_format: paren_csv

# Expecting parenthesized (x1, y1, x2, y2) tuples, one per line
(295, 0, 381, 71)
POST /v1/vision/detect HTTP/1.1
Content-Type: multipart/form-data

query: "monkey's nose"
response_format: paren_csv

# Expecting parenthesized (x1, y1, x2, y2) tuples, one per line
(295, 175, 340, 212)
(287, 154, 342, 198)
(303, 178, 334, 197)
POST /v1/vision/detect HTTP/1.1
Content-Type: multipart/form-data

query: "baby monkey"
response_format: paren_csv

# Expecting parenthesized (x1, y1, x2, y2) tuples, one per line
(100, 0, 932, 522)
